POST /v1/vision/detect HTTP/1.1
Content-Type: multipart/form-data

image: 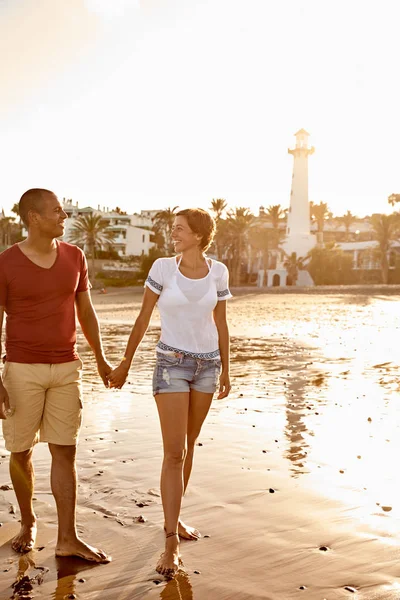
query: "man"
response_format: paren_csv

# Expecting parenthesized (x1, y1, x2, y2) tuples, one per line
(0, 189, 111, 563)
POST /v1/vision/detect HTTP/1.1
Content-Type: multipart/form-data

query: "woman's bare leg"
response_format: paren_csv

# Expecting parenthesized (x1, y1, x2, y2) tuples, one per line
(180, 389, 213, 540)
(155, 391, 189, 577)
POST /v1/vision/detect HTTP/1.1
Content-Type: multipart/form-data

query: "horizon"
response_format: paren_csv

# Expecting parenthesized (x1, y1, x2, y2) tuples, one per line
(1, 0, 399, 219)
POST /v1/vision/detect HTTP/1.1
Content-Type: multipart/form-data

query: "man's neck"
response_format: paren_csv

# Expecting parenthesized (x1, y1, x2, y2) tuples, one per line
(20, 234, 58, 255)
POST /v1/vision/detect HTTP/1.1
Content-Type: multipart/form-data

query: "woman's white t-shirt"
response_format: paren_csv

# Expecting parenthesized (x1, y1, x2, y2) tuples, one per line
(145, 257, 232, 359)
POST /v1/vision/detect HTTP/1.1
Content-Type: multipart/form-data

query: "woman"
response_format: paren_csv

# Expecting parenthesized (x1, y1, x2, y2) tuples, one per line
(108, 208, 232, 578)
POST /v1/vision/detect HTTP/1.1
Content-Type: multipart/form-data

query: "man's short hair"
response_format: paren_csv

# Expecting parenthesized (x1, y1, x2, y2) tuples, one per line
(19, 189, 55, 227)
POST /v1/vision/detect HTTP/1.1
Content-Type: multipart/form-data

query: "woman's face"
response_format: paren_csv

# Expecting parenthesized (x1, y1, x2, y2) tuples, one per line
(171, 216, 201, 253)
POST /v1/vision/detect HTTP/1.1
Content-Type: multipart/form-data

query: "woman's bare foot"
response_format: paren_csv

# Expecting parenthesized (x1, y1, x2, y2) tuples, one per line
(55, 537, 111, 564)
(178, 520, 201, 540)
(12, 522, 37, 553)
(164, 520, 201, 541)
(156, 532, 181, 579)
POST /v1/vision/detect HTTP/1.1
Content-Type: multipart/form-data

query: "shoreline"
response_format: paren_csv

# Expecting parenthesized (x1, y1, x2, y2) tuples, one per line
(93, 283, 400, 298)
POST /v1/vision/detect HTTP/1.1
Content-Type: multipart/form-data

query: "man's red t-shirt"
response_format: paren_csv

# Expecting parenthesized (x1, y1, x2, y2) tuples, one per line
(0, 241, 90, 364)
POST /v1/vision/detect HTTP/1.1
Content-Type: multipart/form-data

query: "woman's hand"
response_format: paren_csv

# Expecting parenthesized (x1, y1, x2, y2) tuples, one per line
(217, 370, 231, 399)
(107, 363, 130, 389)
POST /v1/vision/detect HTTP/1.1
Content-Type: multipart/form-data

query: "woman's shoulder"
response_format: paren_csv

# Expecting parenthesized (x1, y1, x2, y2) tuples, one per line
(211, 259, 229, 274)
(152, 256, 177, 270)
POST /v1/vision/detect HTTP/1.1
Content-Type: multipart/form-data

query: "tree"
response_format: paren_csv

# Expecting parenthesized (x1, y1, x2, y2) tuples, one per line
(226, 207, 254, 286)
(112, 207, 127, 215)
(337, 210, 357, 241)
(266, 204, 286, 248)
(68, 214, 116, 278)
(307, 245, 354, 285)
(152, 206, 178, 255)
(388, 194, 400, 207)
(210, 198, 227, 221)
(0, 216, 15, 247)
(249, 225, 274, 273)
(310, 201, 331, 245)
(209, 199, 229, 260)
(283, 252, 304, 286)
(370, 213, 400, 283)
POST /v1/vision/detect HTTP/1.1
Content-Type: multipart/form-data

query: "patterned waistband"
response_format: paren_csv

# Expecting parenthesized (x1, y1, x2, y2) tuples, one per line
(156, 341, 220, 360)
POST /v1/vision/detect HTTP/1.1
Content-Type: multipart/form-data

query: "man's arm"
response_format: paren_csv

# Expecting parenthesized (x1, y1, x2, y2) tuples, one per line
(0, 306, 10, 418)
(107, 287, 159, 389)
(75, 291, 112, 388)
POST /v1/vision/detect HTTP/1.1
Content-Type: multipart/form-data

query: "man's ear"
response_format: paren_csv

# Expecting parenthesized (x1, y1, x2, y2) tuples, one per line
(27, 210, 39, 225)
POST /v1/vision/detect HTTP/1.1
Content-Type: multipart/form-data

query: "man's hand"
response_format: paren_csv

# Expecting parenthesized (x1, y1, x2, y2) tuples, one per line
(217, 370, 231, 399)
(107, 363, 130, 389)
(0, 381, 11, 419)
(96, 357, 113, 388)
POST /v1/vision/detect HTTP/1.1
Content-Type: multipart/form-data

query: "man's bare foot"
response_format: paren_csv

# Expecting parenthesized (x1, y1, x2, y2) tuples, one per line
(11, 522, 37, 553)
(164, 520, 201, 541)
(156, 533, 181, 579)
(55, 537, 111, 564)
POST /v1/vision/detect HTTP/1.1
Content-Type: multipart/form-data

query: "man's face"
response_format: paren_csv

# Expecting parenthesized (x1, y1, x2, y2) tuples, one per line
(34, 194, 68, 239)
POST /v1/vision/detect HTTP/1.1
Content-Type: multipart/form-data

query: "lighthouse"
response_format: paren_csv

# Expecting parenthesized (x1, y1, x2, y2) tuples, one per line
(282, 129, 317, 258)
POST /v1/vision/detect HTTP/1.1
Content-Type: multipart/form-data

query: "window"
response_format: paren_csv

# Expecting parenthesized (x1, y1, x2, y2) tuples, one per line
(142, 234, 145, 243)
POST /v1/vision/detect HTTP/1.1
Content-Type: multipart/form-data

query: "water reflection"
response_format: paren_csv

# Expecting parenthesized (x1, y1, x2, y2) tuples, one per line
(159, 570, 193, 600)
(53, 556, 99, 600)
(284, 374, 310, 477)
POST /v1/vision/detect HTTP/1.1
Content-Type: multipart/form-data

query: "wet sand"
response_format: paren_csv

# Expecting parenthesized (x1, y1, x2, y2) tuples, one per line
(1, 287, 400, 599)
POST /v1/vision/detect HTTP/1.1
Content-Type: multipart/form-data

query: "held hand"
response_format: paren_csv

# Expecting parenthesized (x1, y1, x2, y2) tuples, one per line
(96, 358, 113, 388)
(0, 382, 11, 420)
(107, 364, 129, 389)
(217, 370, 231, 399)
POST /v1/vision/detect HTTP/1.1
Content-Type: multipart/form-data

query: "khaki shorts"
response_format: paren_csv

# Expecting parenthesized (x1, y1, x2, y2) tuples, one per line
(2, 360, 83, 453)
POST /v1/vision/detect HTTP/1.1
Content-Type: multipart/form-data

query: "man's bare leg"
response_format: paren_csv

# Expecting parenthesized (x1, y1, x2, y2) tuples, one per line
(49, 443, 111, 563)
(9, 449, 37, 553)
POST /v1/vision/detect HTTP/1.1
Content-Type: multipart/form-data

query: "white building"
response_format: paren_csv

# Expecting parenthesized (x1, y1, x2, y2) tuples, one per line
(261, 130, 316, 287)
(338, 240, 400, 270)
(283, 129, 317, 257)
(62, 200, 154, 257)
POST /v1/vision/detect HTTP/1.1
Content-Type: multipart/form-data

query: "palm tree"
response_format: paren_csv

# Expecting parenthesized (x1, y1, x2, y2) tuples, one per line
(209, 199, 229, 260)
(283, 252, 304, 286)
(310, 201, 331, 244)
(152, 206, 179, 254)
(212, 216, 231, 261)
(210, 198, 228, 221)
(0, 216, 15, 247)
(69, 214, 116, 278)
(337, 210, 356, 241)
(250, 225, 274, 275)
(226, 207, 254, 286)
(370, 213, 400, 283)
(388, 194, 400, 207)
(266, 204, 285, 248)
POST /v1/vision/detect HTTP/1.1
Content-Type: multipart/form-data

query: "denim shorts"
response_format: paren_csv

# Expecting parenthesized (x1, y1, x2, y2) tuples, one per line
(153, 352, 222, 395)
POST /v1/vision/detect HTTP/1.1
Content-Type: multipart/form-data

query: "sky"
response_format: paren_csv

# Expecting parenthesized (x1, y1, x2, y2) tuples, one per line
(1, 0, 399, 218)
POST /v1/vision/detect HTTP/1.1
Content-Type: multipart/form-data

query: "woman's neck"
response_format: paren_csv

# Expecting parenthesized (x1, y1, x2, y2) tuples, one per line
(179, 247, 206, 270)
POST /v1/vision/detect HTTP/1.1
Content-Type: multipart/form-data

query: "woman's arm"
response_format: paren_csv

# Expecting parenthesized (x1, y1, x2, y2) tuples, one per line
(108, 287, 159, 388)
(213, 300, 231, 399)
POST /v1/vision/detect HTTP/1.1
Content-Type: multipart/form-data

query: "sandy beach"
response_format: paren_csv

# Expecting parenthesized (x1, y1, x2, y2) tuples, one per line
(1, 286, 400, 599)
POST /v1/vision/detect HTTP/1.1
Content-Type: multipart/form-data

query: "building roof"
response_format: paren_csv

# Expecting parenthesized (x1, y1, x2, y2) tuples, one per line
(339, 240, 400, 251)
(295, 128, 310, 136)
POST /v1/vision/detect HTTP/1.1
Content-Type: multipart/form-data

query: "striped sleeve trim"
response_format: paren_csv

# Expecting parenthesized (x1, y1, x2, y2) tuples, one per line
(217, 289, 230, 298)
(146, 275, 163, 292)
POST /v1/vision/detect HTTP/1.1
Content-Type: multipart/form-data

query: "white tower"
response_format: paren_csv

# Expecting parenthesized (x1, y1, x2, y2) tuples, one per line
(282, 129, 316, 257)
